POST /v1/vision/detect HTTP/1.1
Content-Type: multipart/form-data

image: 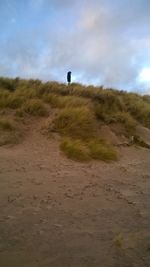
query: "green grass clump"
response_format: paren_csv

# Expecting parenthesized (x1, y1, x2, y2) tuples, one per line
(22, 99, 48, 116)
(53, 106, 97, 139)
(60, 138, 90, 161)
(88, 139, 118, 162)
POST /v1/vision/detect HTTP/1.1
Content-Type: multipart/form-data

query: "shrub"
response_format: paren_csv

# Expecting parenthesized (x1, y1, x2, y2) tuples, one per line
(53, 106, 98, 139)
(60, 138, 90, 161)
(22, 99, 48, 116)
(88, 139, 118, 162)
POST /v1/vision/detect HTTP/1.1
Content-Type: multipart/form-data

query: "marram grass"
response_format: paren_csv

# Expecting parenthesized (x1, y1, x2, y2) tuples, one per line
(60, 138, 90, 162)
(60, 137, 117, 162)
(53, 106, 98, 140)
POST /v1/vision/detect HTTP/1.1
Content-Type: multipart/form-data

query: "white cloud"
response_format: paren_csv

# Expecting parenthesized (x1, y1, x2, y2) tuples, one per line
(0, 0, 150, 93)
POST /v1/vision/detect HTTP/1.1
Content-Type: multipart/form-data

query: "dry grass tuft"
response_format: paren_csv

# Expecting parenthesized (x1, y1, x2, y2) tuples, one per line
(22, 99, 49, 116)
(88, 139, 118, 162)
(53, 106, 98, 140)
(42, 93, 61, 108)
(60, 138, 90, 162)
(0, 118, 22, 146)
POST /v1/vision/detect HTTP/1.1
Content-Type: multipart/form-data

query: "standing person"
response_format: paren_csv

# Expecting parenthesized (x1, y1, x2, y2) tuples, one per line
(67, 71, 71, 85)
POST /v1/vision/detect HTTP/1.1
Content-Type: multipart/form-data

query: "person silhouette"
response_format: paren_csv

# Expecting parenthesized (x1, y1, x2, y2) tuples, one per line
(67, 71, 71, 85)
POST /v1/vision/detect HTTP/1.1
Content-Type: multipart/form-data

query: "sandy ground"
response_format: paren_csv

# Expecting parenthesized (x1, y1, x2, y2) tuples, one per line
(0, 120, 150, 267)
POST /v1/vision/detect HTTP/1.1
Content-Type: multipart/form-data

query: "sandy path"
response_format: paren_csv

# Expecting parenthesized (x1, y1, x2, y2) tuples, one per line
(0, 120, 150, 267)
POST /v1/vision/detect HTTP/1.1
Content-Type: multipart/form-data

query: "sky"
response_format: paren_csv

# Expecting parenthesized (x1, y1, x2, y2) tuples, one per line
(0, 0, 150, 94)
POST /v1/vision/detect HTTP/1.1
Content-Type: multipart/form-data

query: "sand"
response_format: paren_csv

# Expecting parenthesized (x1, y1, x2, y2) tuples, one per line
(0, 120, 150, 267)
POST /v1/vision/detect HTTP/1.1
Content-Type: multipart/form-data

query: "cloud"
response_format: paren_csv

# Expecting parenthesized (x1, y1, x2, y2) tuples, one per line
(0, 0, 150, 93)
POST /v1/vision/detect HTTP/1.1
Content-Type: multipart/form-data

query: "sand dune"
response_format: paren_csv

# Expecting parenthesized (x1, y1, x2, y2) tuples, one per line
(0, 119, 150, 267)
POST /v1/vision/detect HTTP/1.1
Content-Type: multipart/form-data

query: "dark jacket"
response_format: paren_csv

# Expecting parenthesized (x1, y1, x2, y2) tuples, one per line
(67, 71, 71, 83)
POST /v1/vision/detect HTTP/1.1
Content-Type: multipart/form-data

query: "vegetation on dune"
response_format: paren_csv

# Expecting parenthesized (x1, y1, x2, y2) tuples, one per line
(14, 87, 38, 99)
(42, 93, 62, 108)
(0, 90, 24, 109)
(60, 138, 90, 162)
(0, 77, 16, 91)
(0, 118, 22, 146)
(122, 93, 150, 128)
(0, 77, 149, 130)
(43, 93, 90, 109)
(60, 137, 117, 162)
(98, 111, 137, 136)
(37, 81, 70, 96)
(53, 106, 98, 140)
(88, 139, 118, 162)
(59, 95, 90, 108)
(0, 76, 149, 160)
(21, 99, 49, 117)
(0, 118, 15, 131)
(0, 90, 10, 108)
(5, 94, 24, 109)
